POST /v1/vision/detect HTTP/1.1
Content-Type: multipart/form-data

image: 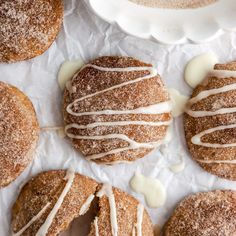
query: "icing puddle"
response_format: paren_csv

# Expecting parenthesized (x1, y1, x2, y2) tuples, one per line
(169, 158, 185, 173)
(130, 172, 166, 208)
(168, 88, 189, 117)
(185, 52, 218, 88)
(58, 59, 84, 90)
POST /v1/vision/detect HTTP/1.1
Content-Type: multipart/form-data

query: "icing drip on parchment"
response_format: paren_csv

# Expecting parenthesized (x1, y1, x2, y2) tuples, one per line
(58, 59, 84, 90)
(186, 69, 236, 151)
(97, 184, 118, 236)
(130, 172, 166, 208)
(65, 64, 172, 161)
(185, 53, 218, 88)
(12, 170, 75, 236)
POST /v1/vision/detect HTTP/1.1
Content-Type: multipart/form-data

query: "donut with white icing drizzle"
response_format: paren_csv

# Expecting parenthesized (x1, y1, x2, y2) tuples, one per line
(163, 190, 236, 235)
(184, 62, 236, 181)
(63, 56, 172, 164)
(0, 82, 39, 188)
(11, 170, 154, 236)
(11, 170, 99, 236)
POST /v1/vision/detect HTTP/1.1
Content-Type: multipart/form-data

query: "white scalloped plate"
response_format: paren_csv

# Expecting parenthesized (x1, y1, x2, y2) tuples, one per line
(88, 0, 236, 44)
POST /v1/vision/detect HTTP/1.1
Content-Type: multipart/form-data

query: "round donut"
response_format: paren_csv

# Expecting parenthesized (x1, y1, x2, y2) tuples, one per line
(63, 56, 172, 165)
(0, 0, 63, 63)
(0, 82, 39, 188)
(184, 62, 236, 180)
(11, 170, 154, 236)
(163, 190, 236, 236)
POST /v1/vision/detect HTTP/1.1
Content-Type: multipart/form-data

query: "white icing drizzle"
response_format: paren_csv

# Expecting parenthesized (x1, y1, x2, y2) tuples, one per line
(65, 120, 171, 160)
(80, 134, 162, 161)
(12, 203, 51, 236)
(97, 184, 118, 236)
(102, 160, 132, 165)
(35, 170, 75, 236)
(67, 64, 157, 106)
(186, 69, 236, 149)
(65, 64, 172, 161)
(191, 124, 236, 148)
(94, 217, 99, 236)
(136, 204, 144, 236)
(186, 82, 236, 117)
(79, 194, 95, 215)
(208, 69, 236, 79)
(66, 120, 171, 129)
(132, 227, 136, 236)
(67, 101, 172, 117)
(197, 159, 236, 164)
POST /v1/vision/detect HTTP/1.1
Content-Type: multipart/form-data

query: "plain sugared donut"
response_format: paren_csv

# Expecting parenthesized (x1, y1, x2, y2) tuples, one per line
(184, 62, 236, 181)
(63, 56, 172, 165)
(0, 0, 63, 63)
(163, 190, 236, 236)
(0, 82, 39, 188)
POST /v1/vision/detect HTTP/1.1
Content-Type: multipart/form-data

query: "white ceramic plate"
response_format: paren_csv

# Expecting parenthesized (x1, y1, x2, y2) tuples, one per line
(88, 0, 236, 44)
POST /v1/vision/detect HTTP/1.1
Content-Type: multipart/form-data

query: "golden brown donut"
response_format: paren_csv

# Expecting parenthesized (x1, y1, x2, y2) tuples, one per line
(0, 82, 39, 188)
(0, 0, 63, 63)
(163, 190, 236, 236)
(63, 56, 172, 165)
(11, 170, 154, 236)
(184, 62, 236, 181)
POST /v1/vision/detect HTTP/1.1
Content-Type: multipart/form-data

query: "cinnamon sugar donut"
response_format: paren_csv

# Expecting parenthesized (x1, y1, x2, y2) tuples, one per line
(63, 56, 172, 165)
(184, 62, 236, 180)
(11, 170, 154, 236)
(0, 0, 63, 63)
(0, 82, 39, 188)
(163, 190, 236, 236)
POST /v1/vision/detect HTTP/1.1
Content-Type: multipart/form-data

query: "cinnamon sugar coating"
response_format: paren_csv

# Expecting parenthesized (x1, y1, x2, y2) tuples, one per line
(12, 170, 154, 235)
(88, 185, 154, 236)
(163, 190, 236, 236)
(184, 62, 236, 180)
(0, 82, 39, 188)
(63, 56, 171, 164)
(0, 0, 63, 63)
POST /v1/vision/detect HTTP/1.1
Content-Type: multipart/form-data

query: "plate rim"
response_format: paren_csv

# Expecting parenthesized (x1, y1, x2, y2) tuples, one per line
(88, 0, 236, 44)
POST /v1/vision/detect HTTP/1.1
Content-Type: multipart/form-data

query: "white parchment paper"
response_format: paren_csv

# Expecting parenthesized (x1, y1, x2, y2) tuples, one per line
(0, 0, 236, 235)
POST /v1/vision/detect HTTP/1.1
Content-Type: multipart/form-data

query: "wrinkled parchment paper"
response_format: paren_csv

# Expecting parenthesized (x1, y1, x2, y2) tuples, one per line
(1, 0, 236, 235)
